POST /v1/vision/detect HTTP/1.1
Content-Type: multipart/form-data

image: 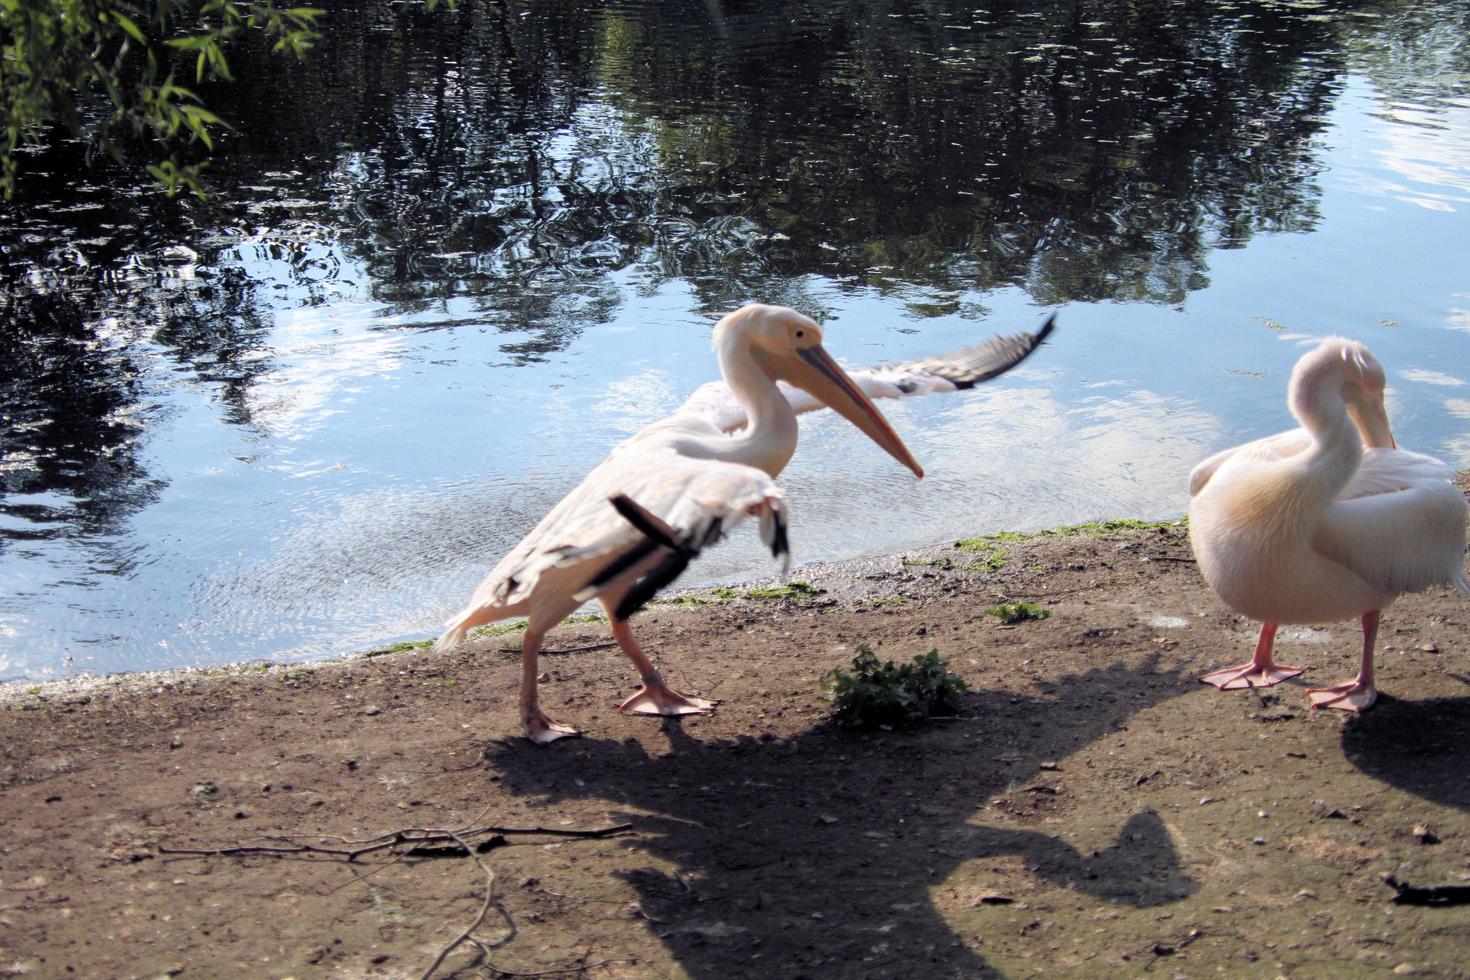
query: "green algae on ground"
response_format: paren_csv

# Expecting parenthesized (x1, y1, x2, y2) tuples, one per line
(986, 601, 1051, 624)
(654, 586, 743, 607)
(744, 580, 824, 600)
(363, 639, 436, 657)
(904, 554, 1008, 574)
(956, 517, 1183, 552)
(656, 580, 825, 606)
(464, 613, 607, 640)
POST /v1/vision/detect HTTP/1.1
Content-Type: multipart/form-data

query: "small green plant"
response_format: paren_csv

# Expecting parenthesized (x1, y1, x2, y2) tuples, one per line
(986, 602, 1050, 624)
(825, 645, 968, 730)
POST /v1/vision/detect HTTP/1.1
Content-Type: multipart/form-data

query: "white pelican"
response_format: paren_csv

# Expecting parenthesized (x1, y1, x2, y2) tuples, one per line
(1189, 337, 1469, 712)
(433, 304, 1054, 742)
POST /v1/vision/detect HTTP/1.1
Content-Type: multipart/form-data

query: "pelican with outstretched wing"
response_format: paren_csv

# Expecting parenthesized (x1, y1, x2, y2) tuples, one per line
(433, 304, 1054, 742)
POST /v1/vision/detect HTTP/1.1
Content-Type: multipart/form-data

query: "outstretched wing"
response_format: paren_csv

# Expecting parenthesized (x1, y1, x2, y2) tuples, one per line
(680, 314, 1056, 433)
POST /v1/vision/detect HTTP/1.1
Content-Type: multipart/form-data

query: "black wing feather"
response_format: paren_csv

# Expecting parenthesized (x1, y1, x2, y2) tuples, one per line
(883, 313, 1056, 390)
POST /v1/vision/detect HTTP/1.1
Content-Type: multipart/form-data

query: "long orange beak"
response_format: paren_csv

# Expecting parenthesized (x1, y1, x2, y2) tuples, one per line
(1347, 393, 1396, 449)
(758, 343, 924, 478)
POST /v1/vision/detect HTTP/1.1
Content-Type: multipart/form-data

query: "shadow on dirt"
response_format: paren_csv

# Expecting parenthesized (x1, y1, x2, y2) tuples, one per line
(485, 655, 1199, 977)
(1341, 687, 1470, 811)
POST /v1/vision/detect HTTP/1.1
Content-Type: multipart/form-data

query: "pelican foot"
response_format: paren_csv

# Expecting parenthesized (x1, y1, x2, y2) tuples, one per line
(1198, 660, 1304, 690)
(524, 708, 581, 744)
(1307, 680, 1377, 713)
(619, 683, 717, 717)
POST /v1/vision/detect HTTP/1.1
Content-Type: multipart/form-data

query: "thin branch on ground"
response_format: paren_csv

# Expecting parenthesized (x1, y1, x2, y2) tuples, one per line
(322, 851, 411, 896)
(475, 959, 634, 978)
(156, 820, 631, 979)
(158, 822, 633, 861)
(997, 584, 1098, 600)
(420, 828, 513, 980)
(495, 641, 618, 655)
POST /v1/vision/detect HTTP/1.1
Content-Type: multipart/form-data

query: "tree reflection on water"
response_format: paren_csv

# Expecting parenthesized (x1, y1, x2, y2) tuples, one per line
(1, 0, 1465, 665)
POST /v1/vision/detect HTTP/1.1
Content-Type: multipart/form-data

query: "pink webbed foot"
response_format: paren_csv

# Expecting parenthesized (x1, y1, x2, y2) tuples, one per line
(1198, 660, 1304, 690)
(1307, 680, 1377, 713)
(619, 682, 718, 717)
(523, 707, 581, 745)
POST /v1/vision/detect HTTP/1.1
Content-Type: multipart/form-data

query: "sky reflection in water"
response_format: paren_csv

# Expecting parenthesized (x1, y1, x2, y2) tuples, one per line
(2, 0, 1469, 679)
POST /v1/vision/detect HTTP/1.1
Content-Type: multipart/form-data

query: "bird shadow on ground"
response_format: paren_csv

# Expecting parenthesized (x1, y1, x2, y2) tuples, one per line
(1340, 685, 1470, 811)
(484, 654, 1199, 977)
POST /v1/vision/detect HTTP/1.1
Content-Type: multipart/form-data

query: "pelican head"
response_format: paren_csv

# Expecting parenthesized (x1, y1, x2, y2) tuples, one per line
(1291, 337, 1395, 449)
(718, 304, 924, 477)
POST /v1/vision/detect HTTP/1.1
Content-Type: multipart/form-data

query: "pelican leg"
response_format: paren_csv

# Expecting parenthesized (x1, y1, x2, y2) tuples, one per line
(519, 627, 580, 744)
(606, 615, 717, 717)
(1198, 622, 1304, 690)
(1307, 611, 1380, 712)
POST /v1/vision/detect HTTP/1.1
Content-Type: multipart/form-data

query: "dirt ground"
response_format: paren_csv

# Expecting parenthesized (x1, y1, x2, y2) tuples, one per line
(3, 512, 1469, 979)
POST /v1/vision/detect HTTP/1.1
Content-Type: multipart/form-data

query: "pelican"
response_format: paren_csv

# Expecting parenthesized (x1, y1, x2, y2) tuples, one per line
(432, 304, 1053, 742)
(1189, 337, 1469, 712)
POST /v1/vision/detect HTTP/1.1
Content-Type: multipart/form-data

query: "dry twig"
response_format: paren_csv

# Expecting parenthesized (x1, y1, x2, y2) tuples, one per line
(158, 822, 632, 861)
(157, 821, 633, 979)
(419, 827, 511, 980)
(494, 642, 619, 656)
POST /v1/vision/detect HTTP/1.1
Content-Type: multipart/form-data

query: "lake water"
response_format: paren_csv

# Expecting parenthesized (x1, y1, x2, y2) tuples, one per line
(3, 0, 1469, 681)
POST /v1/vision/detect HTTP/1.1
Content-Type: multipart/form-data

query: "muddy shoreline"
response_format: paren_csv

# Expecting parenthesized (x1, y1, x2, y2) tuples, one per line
(3, 511, 1468, 978)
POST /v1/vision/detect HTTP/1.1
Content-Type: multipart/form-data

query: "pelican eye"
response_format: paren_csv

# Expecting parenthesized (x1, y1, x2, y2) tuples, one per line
(795, 330, 804, 338)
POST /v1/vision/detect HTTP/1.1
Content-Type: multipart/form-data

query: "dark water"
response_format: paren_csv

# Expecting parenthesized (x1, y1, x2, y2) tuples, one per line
(3, 0, 1469, 680)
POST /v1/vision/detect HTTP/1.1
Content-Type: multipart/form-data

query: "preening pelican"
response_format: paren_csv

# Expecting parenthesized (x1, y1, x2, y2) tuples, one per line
(432, 304, 1053, 742)
(1189, 337, 1469, 712)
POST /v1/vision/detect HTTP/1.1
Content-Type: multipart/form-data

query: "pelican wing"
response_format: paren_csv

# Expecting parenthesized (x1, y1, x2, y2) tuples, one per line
(447, 449, 786, 626)
(680, 315, 1056, 433)
(1314, 449, 1470, 595)
(1339, 447, 1457, 499)
(1188, 428, 1313, 497)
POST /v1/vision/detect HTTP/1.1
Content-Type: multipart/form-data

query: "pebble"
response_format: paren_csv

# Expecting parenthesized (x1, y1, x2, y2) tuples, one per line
(1417, 643, 1439, 653)
(362, 705, 381, 716)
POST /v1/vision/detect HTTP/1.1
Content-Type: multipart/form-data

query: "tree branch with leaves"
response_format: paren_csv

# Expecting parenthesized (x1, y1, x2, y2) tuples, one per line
(2, 0, 329, 198)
